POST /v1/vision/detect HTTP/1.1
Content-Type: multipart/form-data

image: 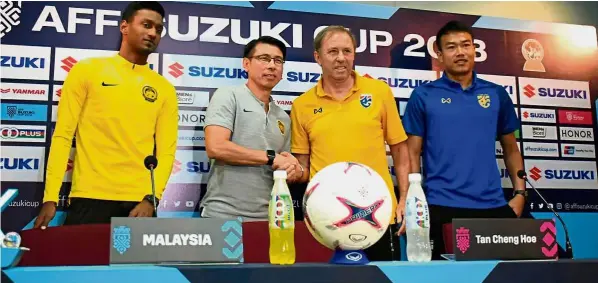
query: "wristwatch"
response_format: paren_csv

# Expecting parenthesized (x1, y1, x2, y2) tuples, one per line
(143, 194, 159, 204)
(513, 189, 528, 200)
(266, 150, 276, 166)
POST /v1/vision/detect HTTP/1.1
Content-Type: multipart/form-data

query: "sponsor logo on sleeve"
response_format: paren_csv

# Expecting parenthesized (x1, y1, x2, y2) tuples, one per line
(0, 146, 46, 182)
(524, 160, 597, 189)
(561, 144, 596, 159)
(558, 110, 593, 125)
(520, 108, 556, 123)
(1, 44, 51, 80)
(518, 77, 590, 109)
(0, 83, 48, 101)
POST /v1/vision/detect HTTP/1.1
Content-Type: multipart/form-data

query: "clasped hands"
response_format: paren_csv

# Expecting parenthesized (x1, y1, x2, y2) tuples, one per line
(272, 152, 302, 183)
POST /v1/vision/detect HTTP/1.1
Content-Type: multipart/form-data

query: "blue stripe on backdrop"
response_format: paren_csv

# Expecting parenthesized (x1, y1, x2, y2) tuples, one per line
(4, 266, 191, 283)
(532, 212, 598, 259)
(268, 1, 399, 19)
(374, 260, 499, 283)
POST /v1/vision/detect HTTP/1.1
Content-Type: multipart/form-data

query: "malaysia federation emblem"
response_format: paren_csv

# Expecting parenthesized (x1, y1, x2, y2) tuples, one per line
(0, 1, 22, 39)
(477, 94, 490, 109)
(112, 225, 131, 255)
(277, 120, 285, 135)
(142, 86, 158, 103)
(455, 227, 471, 254)
(360, 94, 372, 108)
(522, 39, 545, 72)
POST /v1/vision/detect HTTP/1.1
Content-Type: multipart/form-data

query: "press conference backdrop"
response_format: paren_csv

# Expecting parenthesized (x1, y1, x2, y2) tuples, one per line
(1, 1, 597, 257)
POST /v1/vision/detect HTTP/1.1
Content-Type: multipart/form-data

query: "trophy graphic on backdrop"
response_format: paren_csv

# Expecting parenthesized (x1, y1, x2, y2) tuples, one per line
(522, 39, 546, 72)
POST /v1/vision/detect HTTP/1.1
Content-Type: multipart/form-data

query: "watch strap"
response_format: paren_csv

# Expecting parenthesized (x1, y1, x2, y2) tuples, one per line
(266, 150, 275, 166)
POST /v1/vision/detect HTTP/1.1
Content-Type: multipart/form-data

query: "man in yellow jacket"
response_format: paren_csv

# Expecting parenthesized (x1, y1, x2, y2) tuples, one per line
(34, 1, 178, 228)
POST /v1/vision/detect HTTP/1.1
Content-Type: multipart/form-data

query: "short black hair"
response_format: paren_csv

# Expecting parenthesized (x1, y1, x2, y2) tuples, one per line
(243, 36, 287, 60)
(121, 1, 165, 22)
(436, 21, 474, 51)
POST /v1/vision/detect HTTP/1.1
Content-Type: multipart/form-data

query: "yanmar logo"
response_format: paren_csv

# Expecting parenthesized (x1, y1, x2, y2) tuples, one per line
(61, 56, 78, 72)
(169, 62, 184, 78)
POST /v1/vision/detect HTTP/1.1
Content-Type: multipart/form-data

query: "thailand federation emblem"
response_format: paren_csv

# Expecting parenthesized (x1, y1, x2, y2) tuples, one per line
(455, 227, 470, 254)
(360, 94, 372, 108)
(112, 225, 131, 255)
(477, 94, 490, 109)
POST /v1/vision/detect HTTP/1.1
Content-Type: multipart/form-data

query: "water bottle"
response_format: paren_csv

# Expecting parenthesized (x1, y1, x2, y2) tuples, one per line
(268, 170, 296, 265)
(405, 173, 432, 262)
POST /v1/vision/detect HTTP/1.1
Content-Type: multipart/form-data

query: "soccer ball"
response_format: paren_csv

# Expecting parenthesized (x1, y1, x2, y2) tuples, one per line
(302, 162, 393, 251)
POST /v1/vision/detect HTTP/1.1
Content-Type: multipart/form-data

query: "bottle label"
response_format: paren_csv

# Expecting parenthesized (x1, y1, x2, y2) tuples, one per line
(270, 194, 294, 229)
(406, 197, 430, 229)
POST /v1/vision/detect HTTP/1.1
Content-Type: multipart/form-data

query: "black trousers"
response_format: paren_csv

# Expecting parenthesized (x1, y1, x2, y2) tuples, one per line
(63, 198, 154, 225)
(429, 204, 518, 260)
(364, 224, 402, 261)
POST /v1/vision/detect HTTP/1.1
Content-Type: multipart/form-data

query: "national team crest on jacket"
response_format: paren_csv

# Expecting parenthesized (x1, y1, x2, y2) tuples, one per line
(112, 225, 131, 255)
(142, 86, 158, 103)
(477, 94, 490, 108)
(277, 120, 285, 135)
(360, 94, 372, 108)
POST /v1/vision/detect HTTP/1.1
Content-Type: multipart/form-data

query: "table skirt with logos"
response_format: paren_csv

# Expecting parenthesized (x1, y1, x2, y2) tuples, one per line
(3, 259, 598, 283)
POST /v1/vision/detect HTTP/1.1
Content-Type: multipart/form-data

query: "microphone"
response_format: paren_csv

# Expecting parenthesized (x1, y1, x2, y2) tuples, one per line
(144, 155, 159, 215)
(517, 170, 573, 259)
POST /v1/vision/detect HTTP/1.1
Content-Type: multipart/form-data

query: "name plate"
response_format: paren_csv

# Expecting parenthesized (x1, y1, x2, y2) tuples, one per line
(452, 218, 558, 261)
(110, 217, 243, 264)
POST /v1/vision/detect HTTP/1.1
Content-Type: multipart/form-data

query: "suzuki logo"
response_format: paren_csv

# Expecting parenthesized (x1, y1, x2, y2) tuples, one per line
(523, 84, 536, 98)
(55, 89, 62, 97)
(523, 111, 529, 118)
(168, 62, 184, 78)
(530, 167, 542, 181)
(172, 159, 182, 174)
(363, 74, 374, 79)
(61, 56, 78, 72)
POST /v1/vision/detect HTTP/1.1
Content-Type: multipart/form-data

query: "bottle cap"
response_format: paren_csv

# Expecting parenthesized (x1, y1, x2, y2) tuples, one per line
(408, 173, 422, 182)
(274, 170, 287, 179)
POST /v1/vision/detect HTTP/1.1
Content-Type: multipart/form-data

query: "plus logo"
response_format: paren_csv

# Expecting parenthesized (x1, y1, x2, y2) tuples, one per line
(171, 159, 182, 174)
(523, 84, 536, 98)
(61, 56, 78, 72)
(523, 111, 529, 118)
(529, 166, 542, 181)
(168, 62, 184, 78)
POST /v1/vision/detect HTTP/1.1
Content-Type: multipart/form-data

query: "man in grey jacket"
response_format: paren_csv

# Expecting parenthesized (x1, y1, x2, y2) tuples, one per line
(200, 36, 301, 220)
